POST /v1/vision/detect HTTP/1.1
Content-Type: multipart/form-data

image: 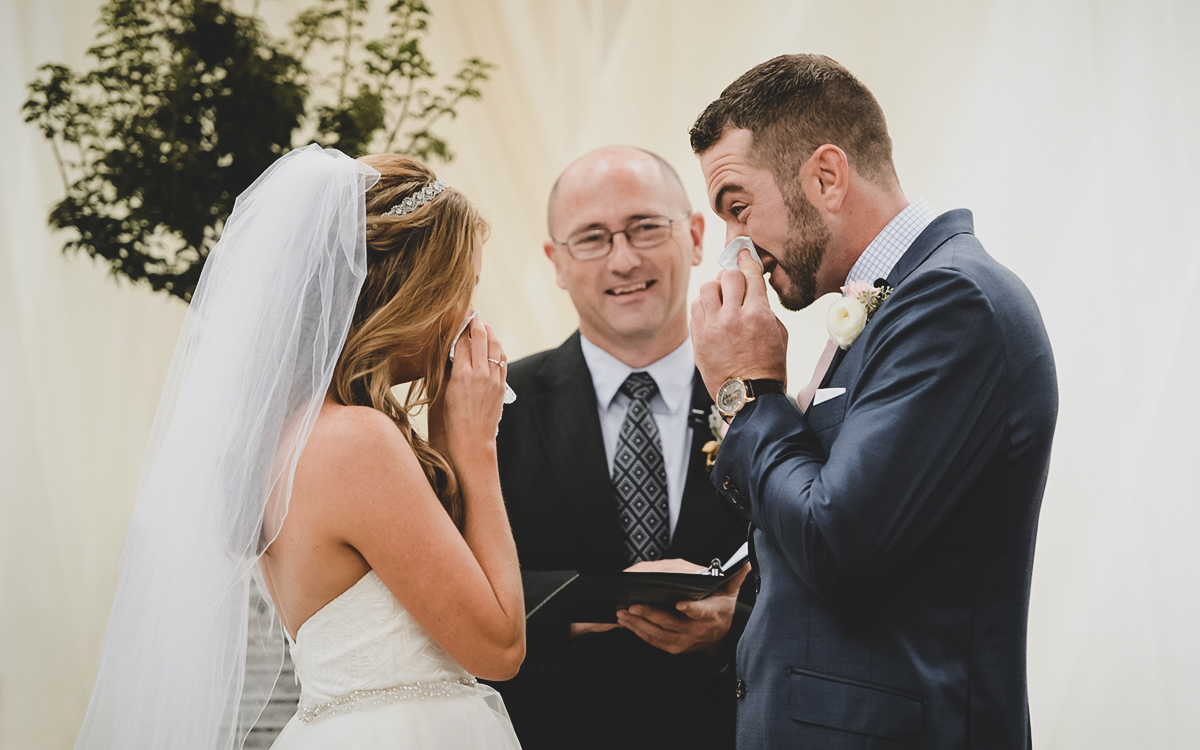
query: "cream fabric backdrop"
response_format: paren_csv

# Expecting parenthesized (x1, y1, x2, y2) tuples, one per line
(3, 0, 1197, 747)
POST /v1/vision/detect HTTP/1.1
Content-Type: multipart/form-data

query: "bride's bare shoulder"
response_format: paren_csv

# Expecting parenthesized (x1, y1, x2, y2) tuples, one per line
(295, 403, 437, 548)
(303, 402, 416, 470)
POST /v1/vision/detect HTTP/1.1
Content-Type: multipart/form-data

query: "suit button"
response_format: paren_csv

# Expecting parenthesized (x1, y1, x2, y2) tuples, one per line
(721, 477, 748, 511)
(754, 575, 761, 595)
(735, 679, 747, 699)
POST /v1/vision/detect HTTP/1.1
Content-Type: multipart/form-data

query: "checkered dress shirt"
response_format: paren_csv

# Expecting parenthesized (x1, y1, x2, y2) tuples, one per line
(844, 198, 936, 285)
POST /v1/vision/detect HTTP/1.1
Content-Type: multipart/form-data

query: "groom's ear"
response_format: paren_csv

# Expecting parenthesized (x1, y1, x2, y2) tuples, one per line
(803, 144, 850, 215)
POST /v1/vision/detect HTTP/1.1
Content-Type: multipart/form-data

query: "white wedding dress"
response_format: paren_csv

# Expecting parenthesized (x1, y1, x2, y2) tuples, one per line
(270, 570, 522, 748)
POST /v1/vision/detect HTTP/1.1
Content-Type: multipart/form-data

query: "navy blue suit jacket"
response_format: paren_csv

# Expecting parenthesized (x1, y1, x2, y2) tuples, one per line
(714, 210, 1057, 749)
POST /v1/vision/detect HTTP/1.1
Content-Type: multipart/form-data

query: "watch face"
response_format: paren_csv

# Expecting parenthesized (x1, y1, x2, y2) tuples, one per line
(716, 379, 747, 415)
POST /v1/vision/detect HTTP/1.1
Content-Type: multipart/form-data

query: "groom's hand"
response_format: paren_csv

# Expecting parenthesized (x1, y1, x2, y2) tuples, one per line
(615, 560, 750, 655)
(691, 248, 789, 399)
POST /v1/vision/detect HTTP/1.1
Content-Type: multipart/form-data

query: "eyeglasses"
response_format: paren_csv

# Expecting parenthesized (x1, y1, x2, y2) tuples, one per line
(552, 214, 689, 260)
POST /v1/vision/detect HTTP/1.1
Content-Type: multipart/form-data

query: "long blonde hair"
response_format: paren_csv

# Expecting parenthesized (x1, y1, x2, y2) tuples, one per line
(328, 153, 485, 529)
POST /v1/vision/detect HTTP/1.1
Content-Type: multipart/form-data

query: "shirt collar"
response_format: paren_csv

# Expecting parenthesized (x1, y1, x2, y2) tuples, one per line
(844, 198, 936, 285)
(579, 334, 694, 415)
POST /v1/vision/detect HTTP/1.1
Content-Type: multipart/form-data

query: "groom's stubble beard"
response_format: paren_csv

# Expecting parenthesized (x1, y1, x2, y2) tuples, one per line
(773, 177, 831, 312)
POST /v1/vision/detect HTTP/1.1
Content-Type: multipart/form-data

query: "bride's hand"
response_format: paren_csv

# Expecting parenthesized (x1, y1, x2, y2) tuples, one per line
(443, 316, 506, 459)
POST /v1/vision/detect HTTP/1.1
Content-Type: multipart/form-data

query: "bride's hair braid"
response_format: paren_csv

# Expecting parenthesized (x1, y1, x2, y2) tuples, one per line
(328, 153, 486, 530)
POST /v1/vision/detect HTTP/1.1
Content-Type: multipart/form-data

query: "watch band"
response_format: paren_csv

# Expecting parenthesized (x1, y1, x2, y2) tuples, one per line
(743, 379, 785, 399)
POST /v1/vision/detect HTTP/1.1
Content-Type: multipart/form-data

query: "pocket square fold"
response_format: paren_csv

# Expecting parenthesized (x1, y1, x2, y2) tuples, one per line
(812, 387, 846, 406)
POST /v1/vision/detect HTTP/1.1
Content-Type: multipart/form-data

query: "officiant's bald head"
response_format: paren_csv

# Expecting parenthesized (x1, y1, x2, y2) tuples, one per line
(546, 146, 691, 237)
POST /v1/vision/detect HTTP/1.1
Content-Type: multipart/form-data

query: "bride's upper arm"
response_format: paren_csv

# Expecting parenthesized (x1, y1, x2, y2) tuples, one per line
(309, 406, 518, 673)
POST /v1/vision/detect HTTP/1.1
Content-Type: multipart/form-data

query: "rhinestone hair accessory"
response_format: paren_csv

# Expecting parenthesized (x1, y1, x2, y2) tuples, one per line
(382, 179, 448, 218)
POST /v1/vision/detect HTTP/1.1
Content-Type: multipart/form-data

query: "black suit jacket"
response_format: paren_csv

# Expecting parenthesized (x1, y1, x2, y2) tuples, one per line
(716, 211, 1057, 749)
(492, 332, 750, 750)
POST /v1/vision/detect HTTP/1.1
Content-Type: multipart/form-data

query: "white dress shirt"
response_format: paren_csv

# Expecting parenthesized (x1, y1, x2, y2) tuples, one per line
(579, 335, 696, 541)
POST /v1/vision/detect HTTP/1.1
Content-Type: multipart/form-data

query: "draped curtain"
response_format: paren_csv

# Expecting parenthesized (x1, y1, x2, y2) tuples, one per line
(2, 0, 1197, 747)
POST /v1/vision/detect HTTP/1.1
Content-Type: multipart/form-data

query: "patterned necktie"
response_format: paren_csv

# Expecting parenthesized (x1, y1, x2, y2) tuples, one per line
(613, 372, 670, 564)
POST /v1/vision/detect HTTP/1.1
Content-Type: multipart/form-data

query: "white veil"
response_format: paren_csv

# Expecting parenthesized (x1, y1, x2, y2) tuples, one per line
(76, 145, 380, 749)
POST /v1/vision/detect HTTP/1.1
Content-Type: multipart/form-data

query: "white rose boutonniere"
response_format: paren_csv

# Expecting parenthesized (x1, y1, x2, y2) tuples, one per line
(827, 279, 894, 349)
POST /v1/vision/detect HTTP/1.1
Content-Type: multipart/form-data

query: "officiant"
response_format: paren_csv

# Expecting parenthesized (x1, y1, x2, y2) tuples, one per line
(490, 146, 751, 750)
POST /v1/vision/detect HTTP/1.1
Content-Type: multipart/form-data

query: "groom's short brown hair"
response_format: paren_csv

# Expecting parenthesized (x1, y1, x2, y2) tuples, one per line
(689, 54, 898, 190)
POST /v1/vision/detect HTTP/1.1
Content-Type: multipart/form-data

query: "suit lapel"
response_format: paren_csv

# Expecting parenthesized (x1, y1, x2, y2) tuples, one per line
(822, 210, 975, 384)
(886, 209, 975, 288)
(668, 371, 724, 563)
(820, 347, 848, 389)
(527, 333, 625, 570)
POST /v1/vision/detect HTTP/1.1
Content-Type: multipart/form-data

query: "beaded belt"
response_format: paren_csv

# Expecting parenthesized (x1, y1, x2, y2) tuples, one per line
(295, 676, 479, 723)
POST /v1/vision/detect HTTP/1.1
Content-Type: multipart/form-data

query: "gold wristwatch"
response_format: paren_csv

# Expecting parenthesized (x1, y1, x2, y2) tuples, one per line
(716, 378, 785, 423)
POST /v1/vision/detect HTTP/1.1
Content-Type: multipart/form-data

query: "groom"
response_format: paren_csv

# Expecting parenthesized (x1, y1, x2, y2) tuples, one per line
(688, 54, 1058, 748)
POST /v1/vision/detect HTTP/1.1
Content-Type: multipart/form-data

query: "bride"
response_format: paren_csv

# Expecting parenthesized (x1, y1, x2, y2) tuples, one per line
(74, 146, 524, 749)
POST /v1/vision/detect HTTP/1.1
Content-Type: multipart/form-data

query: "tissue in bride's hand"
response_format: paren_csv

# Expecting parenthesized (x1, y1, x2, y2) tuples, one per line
(450, 311, 516, 404)
(449, 311, 477, 362)
(718, 236, 763, 271)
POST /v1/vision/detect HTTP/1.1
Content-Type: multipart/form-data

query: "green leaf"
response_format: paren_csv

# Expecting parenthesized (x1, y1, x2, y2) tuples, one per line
(23, 0, 492, 302)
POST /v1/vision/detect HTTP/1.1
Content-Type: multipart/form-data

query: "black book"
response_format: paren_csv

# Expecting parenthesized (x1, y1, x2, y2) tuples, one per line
(521, 543, 749, 622)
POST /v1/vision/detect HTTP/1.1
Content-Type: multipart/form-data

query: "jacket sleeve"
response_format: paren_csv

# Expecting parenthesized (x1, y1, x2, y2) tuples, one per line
(712, 264, 1012, 604)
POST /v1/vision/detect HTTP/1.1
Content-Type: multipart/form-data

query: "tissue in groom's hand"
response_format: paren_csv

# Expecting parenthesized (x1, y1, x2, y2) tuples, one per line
(718, 235, 764, 271)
